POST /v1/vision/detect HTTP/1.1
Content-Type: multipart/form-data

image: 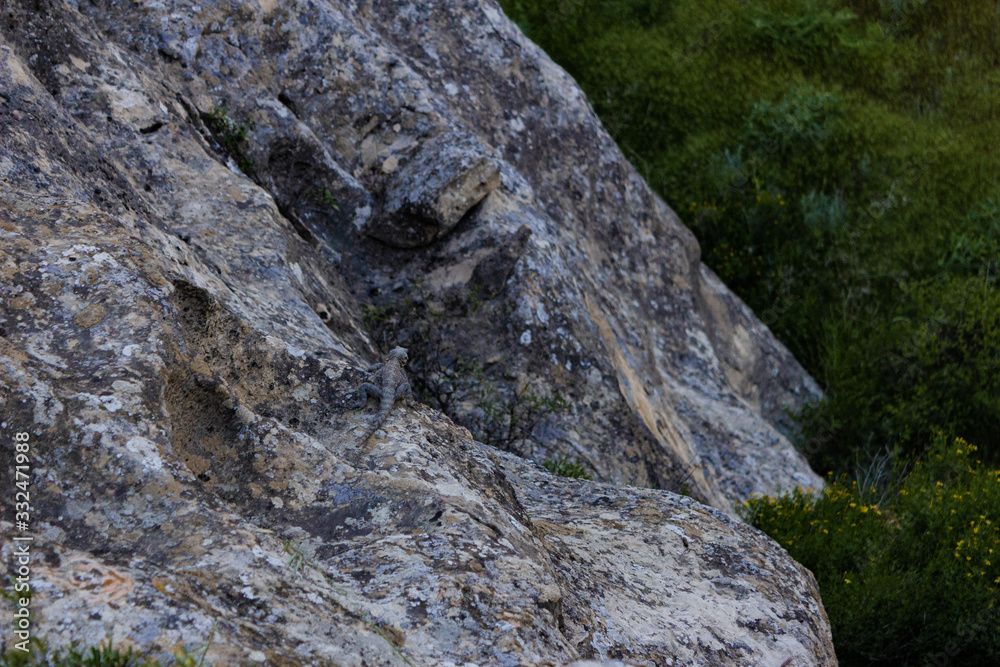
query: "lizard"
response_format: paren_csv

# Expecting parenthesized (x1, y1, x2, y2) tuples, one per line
(352, 346, 412, 444)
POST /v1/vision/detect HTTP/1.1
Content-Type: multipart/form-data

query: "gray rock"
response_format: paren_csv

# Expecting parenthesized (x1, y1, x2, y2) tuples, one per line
(0, 0, 835, 664)
(372, 129, 502, 248)
(0, 0, 824, 507)
(499, 450, 836, 666)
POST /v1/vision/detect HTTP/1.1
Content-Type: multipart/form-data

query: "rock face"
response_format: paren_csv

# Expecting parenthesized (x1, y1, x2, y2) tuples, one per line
(0, 0, 834, 664)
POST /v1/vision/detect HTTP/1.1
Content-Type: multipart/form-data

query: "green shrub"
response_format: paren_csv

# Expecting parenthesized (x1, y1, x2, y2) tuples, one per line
(744, 434, 1000, 666)
(749, 1, 859, 64)
(542, 454, 593, 479)
(940, 193, 1000, 277)
(800, 274, 1000, 469)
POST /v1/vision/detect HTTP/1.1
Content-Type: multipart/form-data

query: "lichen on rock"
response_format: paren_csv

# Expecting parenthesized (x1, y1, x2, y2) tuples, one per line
(0, 0, 835, 664)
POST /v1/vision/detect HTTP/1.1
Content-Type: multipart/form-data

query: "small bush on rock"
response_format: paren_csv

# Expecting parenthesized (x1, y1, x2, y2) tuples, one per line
(203, 106, 255, 175)
(542, 454, 593, 480)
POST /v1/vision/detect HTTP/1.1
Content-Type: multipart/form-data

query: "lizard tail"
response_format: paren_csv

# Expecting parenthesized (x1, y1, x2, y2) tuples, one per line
(360, 404, 392, 444)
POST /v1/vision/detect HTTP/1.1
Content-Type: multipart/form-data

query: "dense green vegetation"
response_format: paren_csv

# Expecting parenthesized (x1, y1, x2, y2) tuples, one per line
(743, 435, 1000, 665)
(500, 0, 1000, 472)
(499, 1, 1000, 662)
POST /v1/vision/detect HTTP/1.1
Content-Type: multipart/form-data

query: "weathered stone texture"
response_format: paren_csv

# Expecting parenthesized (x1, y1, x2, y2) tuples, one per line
(0, 0, 834, 664)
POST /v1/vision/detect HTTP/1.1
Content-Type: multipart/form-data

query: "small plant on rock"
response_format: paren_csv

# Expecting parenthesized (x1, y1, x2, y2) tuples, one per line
(203, 106, 255, 175)
(542, 453, 593, 480)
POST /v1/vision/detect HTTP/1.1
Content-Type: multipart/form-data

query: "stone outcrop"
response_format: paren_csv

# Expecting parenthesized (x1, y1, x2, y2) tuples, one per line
(372, 129, 502, 248)
(0, 0, 834, 664)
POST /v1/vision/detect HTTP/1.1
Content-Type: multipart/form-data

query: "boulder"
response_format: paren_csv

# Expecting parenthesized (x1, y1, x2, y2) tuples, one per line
(0, 0, 834, 664)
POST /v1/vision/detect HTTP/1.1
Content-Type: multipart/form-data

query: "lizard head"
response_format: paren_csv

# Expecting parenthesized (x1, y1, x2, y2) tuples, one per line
(389, 346, 408, 364)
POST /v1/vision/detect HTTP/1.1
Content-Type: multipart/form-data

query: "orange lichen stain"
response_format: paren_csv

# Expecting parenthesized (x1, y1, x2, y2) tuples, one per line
(39, 556, 135, 605)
